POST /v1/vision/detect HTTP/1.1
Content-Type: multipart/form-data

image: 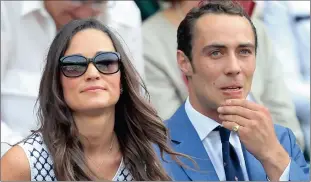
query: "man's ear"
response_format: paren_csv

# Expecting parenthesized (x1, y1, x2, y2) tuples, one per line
(177, 50, 194, 77)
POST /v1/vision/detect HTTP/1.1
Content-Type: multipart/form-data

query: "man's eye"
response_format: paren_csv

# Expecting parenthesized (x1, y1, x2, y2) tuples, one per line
(210, 51, 222, 57)
(240, 49, 252, 55)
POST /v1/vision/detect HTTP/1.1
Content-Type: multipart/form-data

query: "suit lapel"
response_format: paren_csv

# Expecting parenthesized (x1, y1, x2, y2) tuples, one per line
(167, 104, 219, 181)
(241, 144, 267, 180)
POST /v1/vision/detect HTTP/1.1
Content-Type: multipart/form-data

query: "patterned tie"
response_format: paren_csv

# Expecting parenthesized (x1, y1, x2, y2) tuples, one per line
(214, 126, 245, 181)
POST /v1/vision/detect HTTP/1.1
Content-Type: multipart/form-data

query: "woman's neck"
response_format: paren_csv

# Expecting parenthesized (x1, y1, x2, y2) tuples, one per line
(73, 108, 116, 155)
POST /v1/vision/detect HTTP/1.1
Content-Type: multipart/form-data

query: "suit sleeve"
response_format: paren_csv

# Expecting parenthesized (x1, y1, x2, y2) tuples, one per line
(286, 128, 310, 180)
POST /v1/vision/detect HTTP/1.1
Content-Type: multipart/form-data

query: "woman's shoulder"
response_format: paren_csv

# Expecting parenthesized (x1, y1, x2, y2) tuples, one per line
(1, 142, 31, 180)
(18, 132, 56, 181)
(18, 132, 45, 149)
(17, 133, 51, 162)
(1, 132, 56, 181)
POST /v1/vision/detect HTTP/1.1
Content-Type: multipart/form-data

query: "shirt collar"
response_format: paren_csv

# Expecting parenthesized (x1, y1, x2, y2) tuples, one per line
(20, 1, 50, 18)
(184, 97, 220, 141)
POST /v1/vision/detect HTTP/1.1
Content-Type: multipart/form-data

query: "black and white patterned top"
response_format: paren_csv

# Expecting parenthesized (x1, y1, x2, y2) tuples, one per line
(18, 133, 133, 181)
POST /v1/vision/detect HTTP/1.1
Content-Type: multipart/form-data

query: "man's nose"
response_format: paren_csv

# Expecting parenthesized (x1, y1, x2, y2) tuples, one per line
(224, 54, 241, 76)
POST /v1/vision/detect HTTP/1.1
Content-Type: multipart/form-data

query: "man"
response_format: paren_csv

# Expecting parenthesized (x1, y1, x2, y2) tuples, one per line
(1, 0, 143, 153)
(142, 0, 305, 152)
(158, 1, 309, 181)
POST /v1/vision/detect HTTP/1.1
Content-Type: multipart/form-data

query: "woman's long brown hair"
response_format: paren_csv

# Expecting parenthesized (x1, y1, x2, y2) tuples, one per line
(35, 18, 192, 180)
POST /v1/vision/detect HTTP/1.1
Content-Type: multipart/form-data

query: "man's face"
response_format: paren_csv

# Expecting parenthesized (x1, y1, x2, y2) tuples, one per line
(45, 0, 105, 29)
(186, 14, 256, 110)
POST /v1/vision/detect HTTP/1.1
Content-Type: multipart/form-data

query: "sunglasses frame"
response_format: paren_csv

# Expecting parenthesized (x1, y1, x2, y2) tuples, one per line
(59, 51, 121, 78)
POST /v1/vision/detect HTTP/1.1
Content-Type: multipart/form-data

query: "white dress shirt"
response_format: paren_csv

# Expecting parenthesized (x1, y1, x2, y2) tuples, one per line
(1, 1, 144, 140)
(184, 97, 290, 181)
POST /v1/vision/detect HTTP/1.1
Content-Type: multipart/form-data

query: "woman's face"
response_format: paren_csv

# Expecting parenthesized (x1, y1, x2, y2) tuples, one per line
(60, 28, 121, 114)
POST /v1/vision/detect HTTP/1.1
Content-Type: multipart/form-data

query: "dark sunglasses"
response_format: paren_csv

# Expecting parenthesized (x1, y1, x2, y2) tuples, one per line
(59, 51, 121, 78)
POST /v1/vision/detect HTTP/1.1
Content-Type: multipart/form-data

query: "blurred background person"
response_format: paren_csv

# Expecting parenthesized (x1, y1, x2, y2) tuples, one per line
(142, 0, 195, 120)
(142, 0, 305, 152)
(262, 1, 310, 156)
(1, 0, 143, 155)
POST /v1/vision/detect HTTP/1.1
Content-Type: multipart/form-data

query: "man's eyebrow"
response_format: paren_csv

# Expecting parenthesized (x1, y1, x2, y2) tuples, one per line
(202, 44, 227, 53)
(238, 43, 255, 49)
(202, 43, 256, 53)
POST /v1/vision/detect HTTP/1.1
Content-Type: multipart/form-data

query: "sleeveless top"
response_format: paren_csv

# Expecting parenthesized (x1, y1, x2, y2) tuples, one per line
(18, 133, 134, 181)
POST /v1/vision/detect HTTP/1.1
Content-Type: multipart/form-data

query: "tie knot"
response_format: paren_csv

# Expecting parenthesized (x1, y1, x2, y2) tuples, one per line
(214, 126, 231, 142)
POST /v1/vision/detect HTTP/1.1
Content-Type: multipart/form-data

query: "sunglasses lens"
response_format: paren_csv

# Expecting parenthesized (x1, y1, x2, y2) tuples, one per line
(61, 56, 87, 77)
(95, 53, 120, 74)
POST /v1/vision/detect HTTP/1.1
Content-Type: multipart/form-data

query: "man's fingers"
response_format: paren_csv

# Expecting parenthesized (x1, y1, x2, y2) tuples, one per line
(219, 114, 249, 127)
(223, 99, 261, 111)
(217, 105, 254, 120)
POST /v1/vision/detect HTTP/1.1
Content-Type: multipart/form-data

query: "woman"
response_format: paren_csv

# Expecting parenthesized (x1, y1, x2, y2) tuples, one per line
(1, 18, 189, 181)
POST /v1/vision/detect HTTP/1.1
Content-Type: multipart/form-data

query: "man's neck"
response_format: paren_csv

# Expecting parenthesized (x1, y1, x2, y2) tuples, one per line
(188, 94, 222, 124)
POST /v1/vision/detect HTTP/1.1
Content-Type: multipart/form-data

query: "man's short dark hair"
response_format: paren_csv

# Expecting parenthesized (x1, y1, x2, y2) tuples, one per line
(177, 0, 258, 61)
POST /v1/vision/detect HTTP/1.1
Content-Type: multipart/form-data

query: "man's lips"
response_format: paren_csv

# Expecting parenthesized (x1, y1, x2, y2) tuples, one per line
(220, 85, 243, 97)
(220, 85, 243, 90)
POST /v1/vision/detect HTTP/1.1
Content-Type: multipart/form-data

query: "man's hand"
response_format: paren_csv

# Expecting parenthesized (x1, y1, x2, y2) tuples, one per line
(217, 99, 290, 181)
